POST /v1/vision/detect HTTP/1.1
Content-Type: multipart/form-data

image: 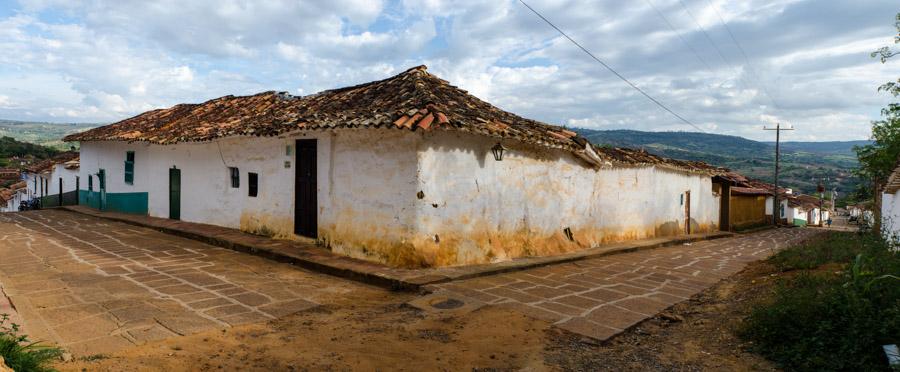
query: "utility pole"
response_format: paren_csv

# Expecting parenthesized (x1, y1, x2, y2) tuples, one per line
(764, 123, 794, 226)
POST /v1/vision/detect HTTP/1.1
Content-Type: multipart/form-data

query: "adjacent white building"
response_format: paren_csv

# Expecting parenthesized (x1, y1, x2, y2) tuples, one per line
(66, 66, 730, 268)
(21, 153, 80, 207)
(881, 161, 900, 242)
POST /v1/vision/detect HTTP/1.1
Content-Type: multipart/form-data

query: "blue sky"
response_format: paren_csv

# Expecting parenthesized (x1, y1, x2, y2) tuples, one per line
(0, 0, 898, 141)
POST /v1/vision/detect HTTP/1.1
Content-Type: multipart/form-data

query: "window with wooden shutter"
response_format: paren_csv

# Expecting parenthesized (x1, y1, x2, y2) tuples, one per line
(229, 167, 239, 188)
(124, 151, 135, 184)
(248, 172, 258, 197)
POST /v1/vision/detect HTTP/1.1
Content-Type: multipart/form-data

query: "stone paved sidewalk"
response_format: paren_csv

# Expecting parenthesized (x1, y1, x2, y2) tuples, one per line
(427, 227, 823, 341)
(0, 210, 375, 356)
(60, 206, 733, 290)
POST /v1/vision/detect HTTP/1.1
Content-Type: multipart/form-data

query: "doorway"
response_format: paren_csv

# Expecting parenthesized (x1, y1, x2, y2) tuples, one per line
(684, 190, 691, 234)
(98, 169, 107, 211)
(294, 139, 317, 238)
(169, 167, 181, 220)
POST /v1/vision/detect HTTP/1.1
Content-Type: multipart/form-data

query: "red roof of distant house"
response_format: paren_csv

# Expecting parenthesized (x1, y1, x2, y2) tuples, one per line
(731, 186, 772, 196)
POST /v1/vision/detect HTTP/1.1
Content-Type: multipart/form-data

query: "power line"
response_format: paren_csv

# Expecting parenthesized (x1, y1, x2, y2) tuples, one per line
(704, 0, 783, 111)
(644, 0, 715, 72)
(676, 0, 783, 111)
(517, 0, 707, 133)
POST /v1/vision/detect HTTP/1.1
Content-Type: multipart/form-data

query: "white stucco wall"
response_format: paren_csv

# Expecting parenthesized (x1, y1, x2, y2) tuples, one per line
(78, 128, 723, 268)
(47, 164, 79, 195)
(410, 131, 720, 266)
(79, 128, 418, 246)
(882, 192, 900, 242)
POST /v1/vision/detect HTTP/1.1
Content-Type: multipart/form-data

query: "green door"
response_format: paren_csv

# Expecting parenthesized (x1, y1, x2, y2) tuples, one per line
(169, 168, 181, 220)
(98, 169, 107, 211)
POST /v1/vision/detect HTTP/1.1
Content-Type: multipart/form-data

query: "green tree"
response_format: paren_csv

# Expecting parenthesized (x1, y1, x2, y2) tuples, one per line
(855, 13, 900, 186)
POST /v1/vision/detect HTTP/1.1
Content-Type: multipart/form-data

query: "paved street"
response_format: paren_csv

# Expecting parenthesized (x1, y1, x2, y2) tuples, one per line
(0, 210, 824, 357)
(427, 227, 822, 340)
(0, 210, 376, 356)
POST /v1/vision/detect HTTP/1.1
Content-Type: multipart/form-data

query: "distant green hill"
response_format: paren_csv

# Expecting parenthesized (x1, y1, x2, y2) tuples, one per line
(0, 119, 100, 150)
(575, 129, 866, 196)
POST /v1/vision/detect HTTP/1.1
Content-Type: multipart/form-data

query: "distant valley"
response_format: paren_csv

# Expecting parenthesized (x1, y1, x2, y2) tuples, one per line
(574, 129, 866, 197)
(0, 119, 100, 150)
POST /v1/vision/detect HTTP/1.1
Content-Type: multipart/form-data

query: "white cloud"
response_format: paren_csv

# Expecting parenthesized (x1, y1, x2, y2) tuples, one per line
(0, 0, 897, 142)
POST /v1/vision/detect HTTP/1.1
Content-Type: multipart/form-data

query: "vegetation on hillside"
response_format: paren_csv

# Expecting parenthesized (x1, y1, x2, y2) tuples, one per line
(0, 136, 59, 167)
(0, 120, 98, 151)
(740, 232, 900, 371)
(575, 128, 864, 197)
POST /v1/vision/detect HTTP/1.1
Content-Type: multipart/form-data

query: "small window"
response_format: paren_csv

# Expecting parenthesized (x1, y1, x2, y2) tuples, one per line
(679, 194, 684, 206)
(229, 167, 239, 188)
(248, 172, 258, 197)
(88, 175, 93, 191)
(98, 169, 106, 190)
(124, 151, 135, 184)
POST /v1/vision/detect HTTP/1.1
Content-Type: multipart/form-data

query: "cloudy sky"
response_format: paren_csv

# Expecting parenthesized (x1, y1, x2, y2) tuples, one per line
(0, 0, 898, 141)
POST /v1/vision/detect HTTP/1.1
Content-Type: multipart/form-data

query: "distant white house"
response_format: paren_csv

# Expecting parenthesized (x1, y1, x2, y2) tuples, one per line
(0, 181, 26, 212)
(65, 66, 733, 268)
(22, 152, 80, 207)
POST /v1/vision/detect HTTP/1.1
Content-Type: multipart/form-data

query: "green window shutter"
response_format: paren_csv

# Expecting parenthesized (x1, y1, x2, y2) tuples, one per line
(124, 151, 135, 184)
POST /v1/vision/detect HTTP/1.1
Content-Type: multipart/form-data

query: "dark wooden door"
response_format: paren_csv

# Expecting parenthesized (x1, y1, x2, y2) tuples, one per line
(294, 139, 317, 238)
(169, 168, 181, 220)
(684, 191, 691, 234)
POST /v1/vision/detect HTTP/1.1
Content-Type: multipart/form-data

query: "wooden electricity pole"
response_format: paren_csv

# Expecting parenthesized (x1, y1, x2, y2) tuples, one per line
(764, 123, 794, 226)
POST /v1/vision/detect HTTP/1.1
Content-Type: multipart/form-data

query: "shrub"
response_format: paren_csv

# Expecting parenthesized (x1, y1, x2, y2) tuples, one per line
(0, 314, 63, 372)
(741, 232, 900, 371)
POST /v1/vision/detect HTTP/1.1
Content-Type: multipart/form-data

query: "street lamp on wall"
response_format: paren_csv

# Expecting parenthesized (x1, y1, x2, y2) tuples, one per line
(491, 142, 507, 161)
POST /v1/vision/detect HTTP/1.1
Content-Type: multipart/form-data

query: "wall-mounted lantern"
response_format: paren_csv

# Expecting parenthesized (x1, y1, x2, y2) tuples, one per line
(491, 142, 507, 161)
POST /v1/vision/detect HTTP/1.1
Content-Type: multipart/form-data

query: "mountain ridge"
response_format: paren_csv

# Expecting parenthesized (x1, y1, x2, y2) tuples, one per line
(574, 129, 864, 196)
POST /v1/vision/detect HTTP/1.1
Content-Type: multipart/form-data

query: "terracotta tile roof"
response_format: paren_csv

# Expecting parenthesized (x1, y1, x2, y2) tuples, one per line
(63, 66, 757, 176)
(65, 66, 585, 152)
(591, 146, 726, 174)
(9, 181, 25, 191)
(885, 155, 900, 193)
(784, 194, 822, 210)
(730, 186, 772, 196)
(25, 152, 79, 173)
(0, 188, 11, 202)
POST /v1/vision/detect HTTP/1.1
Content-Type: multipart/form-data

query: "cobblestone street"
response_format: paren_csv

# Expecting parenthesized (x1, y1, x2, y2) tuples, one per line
(428, 227, 822, 340)
(0, 210, 378, 356)
(0, 210, 824, 359)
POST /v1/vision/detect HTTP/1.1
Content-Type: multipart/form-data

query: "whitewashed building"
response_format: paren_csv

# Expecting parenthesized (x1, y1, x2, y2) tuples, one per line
(881, 161, 900, 242)
(66, 66, 730, 268)
(22, 152, 80, 207)
(0, 181, 26, 212)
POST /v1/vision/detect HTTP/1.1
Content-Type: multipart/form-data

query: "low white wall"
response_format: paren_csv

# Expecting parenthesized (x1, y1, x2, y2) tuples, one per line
(882, 192, 900, 242)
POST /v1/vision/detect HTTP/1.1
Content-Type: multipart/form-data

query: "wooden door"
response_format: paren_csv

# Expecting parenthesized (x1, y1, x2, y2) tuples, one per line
(684, 191, 691, 234)
(294, 139, 318, 238)
(169, 168, 181, 220)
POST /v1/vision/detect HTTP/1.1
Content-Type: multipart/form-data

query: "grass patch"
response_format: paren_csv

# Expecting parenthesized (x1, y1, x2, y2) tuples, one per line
(0, 313, 64, 372)
(769, 231, 882, 271)
(740, 232, 900, 371)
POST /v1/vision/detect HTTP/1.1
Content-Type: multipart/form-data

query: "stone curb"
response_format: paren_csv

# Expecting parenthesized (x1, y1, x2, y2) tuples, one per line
(56, 206, 734, 291)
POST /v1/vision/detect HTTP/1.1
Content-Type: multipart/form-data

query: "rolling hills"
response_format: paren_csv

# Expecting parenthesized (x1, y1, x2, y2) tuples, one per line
(575, 129, 866, 196)
(0, 119, 99, 150)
